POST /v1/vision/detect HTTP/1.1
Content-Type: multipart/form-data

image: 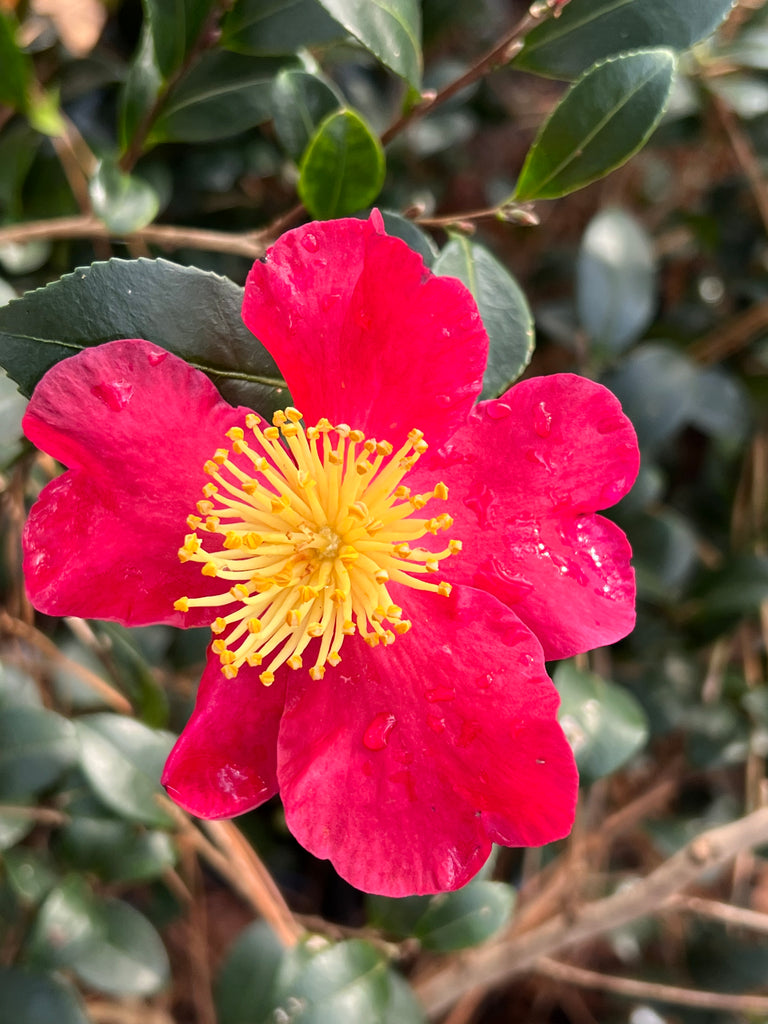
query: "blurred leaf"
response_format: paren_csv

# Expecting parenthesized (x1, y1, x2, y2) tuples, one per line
(222, 0, 344, 55)
(26, 876, 101, 969)
(434, 236, 534, 397)
(690, 555, 768, 624)
(721, 25, 768, 70)
(0, 123, 40, 219)
(514, 49, 676, 202)
(0, 663, 42, 710)
(0, 257, 287, 413)
(89, 160, 160, 234)
(414, 882, 514, 951)
(0, 368, 26, 468)
(0, 240, 51, 275)
(631, 509, 699, 601)
(119, 27, 163, 152)
(601, 342, 699, 451)
(58, 817, 176, 883)
(709, 73, 768, 118)
(95, 622, 169, 726)
(149, 51, 285, 144)
(271, 69, 343, 160)
(3, 849, 57, 905)
(215, 920, 286, 1024)
(143, 0, 215, 78)
(576, 207, 656, 353)
(0, 968, 88, 1024)
(298, 108, 386, 218)
(688, 366, 749, 442)
(516, 0, 736, 80)
(317, 0, 422, 87)
(555, 661, 649, 780)
(0, 707, 78, 799)
(367, 893, 429, 937)
(0, 811, 34, 853)
(26, 89, 66, 137)
(0, 11, 32, 112)
(75, 713, 175, 828)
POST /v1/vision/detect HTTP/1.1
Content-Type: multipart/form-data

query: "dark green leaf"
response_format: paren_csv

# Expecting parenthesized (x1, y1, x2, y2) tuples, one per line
(690, 555, 768, 623)
(25, 876, 101, 969)
(149, 52, 285, 144)
(271, 69, 343, 160)
(222, 0, 344, 55)
(317, 0, 422, 87)
(0, 809, 34, 852)
(95, 622, 170, 726)
(576, 207, 656, 353)
(688, 366, 749, 442)
(0, 663, 42, 710)
(555, 661, 649, 779)
(89, 160, 160, 234)
(0, 968, 88, 1024)
(3, 849, 57, 905)
(514, 49, 676, 201)
(367, 894, 430, 937)
(516, 0, 736, 80)
(0, 707, 78, 799)
(434, 236, 534, 397)
(118, 27, 163, 153)
(298, 108, 386, 219)
(0, 123, 39, 219)
(0, 11, 32, 112)
(414, 881, 515, 951)
(75, 713, 176, 828)
(630, 509, 699, 601)
(58, 817, 176, 883)
(0, 257, 287, 413)
(215, 920, 286, 1024)
(142, 0, 215, 78)
(0, 368, 26, 468)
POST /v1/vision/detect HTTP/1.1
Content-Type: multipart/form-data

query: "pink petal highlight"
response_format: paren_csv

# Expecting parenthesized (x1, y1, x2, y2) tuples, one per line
(277, 587, 576, 896)
(162, 649, 286, 818)
(23, 340, 250, 626)
(243, 212, 487, 448)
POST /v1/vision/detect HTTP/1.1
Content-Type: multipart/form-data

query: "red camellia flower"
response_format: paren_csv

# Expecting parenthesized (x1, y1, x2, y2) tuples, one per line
(22, 212, 639, 895)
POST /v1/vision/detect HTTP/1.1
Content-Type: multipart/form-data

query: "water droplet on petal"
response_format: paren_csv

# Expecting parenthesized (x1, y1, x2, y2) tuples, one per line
(486, 401, 511, 420)
(464, 484, 494, 527)
(147, 348, 168, 366)
(533, 401, 552, 437)
(427, 712, 446, 734)
(425, 685, 455, 702)
(92, 380, 133, 411)
(597, 414, 624, 434)
(363, 711, 397, 751)
(457, 719, 481, 748)
(388, 768, 416, 802)
(320, 293, 339, 312)
(435, 393, 452, 408)
(300, 232, 319, 252)
(525, 447, 552, 471)
(477, 673, 493, 690)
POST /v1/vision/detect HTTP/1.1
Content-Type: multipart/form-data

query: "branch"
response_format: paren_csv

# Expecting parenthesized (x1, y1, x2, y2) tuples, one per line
(415, 806, 768, 1019)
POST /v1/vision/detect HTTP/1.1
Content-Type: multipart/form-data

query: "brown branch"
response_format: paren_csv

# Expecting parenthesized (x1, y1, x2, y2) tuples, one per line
(535, 956, 768, 1014)
(668, 893, 768, 934)
(415, 805, 768, 1019)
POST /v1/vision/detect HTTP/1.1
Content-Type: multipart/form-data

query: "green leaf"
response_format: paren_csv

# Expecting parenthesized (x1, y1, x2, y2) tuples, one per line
(555, 661, 649, 780)
(515, 0, 736, 80)
(414, 881, 515, 952)
(514, 49, 676, 201)
(0, 968, 88, 1024)
(75, 714, 176, 828)
(316, 0, 422, 87)
(0, 368, 26, 468)
(89, 160, 160, 234)
(271, 69, 343, 160)
(690, 555, 768, 624)
(434, 236, 534, 397)
(118, 27, 163, 152)
(222, 0, 344, 55)
(0, 257, 287, 414)
(149, 51, 285, 144)
(630, 509, 699, 601)
(298, 108, 386, 219)
(26, 876, 101, 969)
(142, 0, 215, 78)
(58, 817, 176, 883)
(0, 11, 32, 112)
(94, 622, 170, 726)
(0, 707, 78, 799)
(0, 809, 34, 852)
(215, 920, 286, 1024)
(576, 207, 656, 353)
(3, 849, 57, 905)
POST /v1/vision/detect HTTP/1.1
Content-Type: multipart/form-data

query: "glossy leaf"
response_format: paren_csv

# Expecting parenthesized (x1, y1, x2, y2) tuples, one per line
(415, 882, 515, 951)
(516, 0, 736, 80)
(317, 0, 422, 87)
(26, 876, 101, 969)
(298, 109, 386, 219)
(576, 207, 656, 353)
(215, 920, 286, 1024)
(149, 52, 285, 144)
(58, 817, 176, 883)
(221, 0, 344, 55)
(0, 11, 32, 112)
(0, 707, 78, 799)
(630, 509, 699, 601)
(143, 0, 215, 77)
(271, 69, 343, 160)
(0, 809, 34, 852)
(89, 160, 160, 234)
(75, 714, 176, 828)
(514, 49, 676, 202)
(555, 662, 649, 780)
(434, 236, 534, 397)
(0, 968, 88, 1024)
(4, 849, 57, 905)
(0, 257, 287, 413)
(118, 27, 162, 152)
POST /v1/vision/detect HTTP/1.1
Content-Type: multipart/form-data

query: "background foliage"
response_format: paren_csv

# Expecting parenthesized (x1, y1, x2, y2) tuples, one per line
(1, 0, 768, 1021)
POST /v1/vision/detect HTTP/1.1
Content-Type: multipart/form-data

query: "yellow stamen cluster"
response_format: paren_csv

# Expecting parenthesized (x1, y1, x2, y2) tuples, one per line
(175, 408, 459, 685)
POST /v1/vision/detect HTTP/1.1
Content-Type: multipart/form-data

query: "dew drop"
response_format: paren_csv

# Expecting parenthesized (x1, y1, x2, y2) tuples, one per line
(388, 768, 416, 802)
(596, 414, 624, 435)
(91, 379, 133, 411)
(425, 685, 455, 702)
(435, 393, 452, 407)
(147, 348, 168, 366)
(363, 711, 397, 751)
(477, 672, 493, 690)
(457, 719, 481, 748)
(320, 293, 340, 312)
(463, 484, 494, 527)
(486, 401, 511, 420)
(300, 232, 319, 253)
(427, 712, 446, 734)
(533, 401, 552, 437)
(524, 447, 552, 471)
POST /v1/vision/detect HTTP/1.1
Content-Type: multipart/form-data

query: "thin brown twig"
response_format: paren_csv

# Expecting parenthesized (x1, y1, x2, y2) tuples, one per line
(689, 299, 768, 365)
(535, 956, 768, 1013)
(668, 893, 768, 934)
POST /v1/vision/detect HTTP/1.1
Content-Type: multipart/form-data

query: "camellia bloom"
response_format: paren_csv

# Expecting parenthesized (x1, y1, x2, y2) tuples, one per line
(22, 212, 639, 895)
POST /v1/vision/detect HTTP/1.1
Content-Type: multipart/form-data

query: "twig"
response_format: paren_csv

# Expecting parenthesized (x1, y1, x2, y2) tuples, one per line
(535, 956, 768, 1013)
(415, 805, 768, 1018)
(668, 893, 768, 935)
(689, 299, 768, 365)
(710, 88, 768, 236)
(0, 804, 69, 826)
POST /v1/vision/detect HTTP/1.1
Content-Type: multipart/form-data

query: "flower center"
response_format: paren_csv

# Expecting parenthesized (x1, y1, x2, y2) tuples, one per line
(174, 408, 459, 686)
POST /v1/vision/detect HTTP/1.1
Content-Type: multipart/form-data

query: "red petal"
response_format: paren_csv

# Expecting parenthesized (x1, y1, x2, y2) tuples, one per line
(23, 340, 249, 626)
(162, 649, 285, 817)
(243, 212, 487, 448)
(413, 374, 639, 658)
(277, 586, 576, 895)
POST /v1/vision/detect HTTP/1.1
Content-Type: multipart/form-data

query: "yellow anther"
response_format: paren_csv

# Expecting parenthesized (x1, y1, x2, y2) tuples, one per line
(201, 484, 217, 499)
(394, 543, 412, 558)
(376, 441, 393, 456)
(350, 429, 365, 443)
(260, 670, 275, 686)
(232, 439, 246, 454)
(342, 620, 356, 635)
(408, 428, 424, 442)
(394, 486, 410, 499)
(223, 532, 241, 549)
(355, 460, 372, 475)
(286, 609, 301, 627)
(426, 559, 439, 573)
(410, 494, 428, 510)
(298, 470, 315, 489)
(186, 514, 202, 528)
(327, 651, 342, 666)
(394, 620, 411, 634)
(202, 562, 218, 577)
(413, 440, 428, 454)
(286, 407, 303, 423)
(219, 650, 236, 665)
(433, 481, 449, 500)
(204, 516, 220, 532)
(363, 438, 376, 453)
(246, 652, 263, 666)
(437, 581, 452, 597)
(174, 597, 189, 612)
(287, 654, 303, 670)
(330, 588, 347, 604)
(437, 513, 454, 529)
(282, 423, 299, 438)
(244, 533, 263, 549)
(449, 539, 463, 553)
(339, 546, 358, 562)
(387, 605, 403, 619)
(300, 585, 318, 602)
(316, 417, 332, 431)
(264, 426, 280, 440)
(374, 569, 389, 583)
(335, 423, 350, 437)
(309, 665, 326, 680)
(247, 618, 262, 633)
(245, 413, 259, 428)
(211, 617, 227, 634)
(348, 501, 369, 521)
(222, 664, 239, 678)
(226, 427, 244, 441)
(203, 460, 219, 475)
(272, 410, 287, 426)
(328, 451, 343, 465)
(232, 584, 250, 599)
(307, 623, 324, 637)
(212, 639, 228, 655)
